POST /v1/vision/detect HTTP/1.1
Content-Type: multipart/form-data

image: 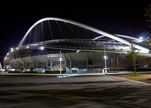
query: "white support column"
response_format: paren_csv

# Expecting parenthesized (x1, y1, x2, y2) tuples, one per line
(14, 61, 19, 69)
(33, 57, 39, 68)
(69, 54, 72, 73)
(111, 57, 113, 67)
(47, 56, 53, 69)
(36, 61, 38, 68)
(60, 50, 62, 74)
(50, 60, 53, 68)
(87, 57, 89, 68)
(21, 58, 27, 69)
(25, 62, 27, 69)
(31, 57, 39, 68)
(93, 54, 95, 72)
(62, 53, 67, 68)
(15, 61, 19, 69)
(70, 60, 72, 72)
(44, 55, 49, 69)
(46, 60, 48, 69)
(31, 56, 36, 68)
(117, 55, 119, 67)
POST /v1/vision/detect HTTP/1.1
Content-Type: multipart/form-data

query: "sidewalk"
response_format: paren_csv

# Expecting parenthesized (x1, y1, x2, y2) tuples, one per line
(0, 71, 150, 76)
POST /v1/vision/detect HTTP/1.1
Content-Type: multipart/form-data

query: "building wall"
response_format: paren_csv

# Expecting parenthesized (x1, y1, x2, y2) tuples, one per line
(6, 52, 151, 72)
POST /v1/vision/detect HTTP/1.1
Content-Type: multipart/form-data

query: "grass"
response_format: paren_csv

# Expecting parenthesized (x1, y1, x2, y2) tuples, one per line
(130, 73, 141, 77)
(111, 73, 151, 84)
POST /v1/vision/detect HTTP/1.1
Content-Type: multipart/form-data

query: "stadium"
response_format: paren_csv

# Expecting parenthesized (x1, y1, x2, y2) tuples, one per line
(3, 17, 151, 73)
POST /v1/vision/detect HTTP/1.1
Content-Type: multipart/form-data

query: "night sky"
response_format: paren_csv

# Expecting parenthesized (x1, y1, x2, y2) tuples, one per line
(0, 0, 151, 62)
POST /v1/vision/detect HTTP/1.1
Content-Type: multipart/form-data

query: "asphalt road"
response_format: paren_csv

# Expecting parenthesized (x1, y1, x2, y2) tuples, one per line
(0, 75, 151, 108)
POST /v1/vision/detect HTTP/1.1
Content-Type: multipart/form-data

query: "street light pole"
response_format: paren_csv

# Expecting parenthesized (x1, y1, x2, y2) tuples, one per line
(104, 49, 107, 73)
(60, 50, 62, 74)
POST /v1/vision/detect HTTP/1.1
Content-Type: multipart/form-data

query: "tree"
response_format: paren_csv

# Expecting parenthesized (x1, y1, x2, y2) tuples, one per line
(145, 4, 151, 28)
(126, 44, 139, 74)
(145, 4, 151, 51)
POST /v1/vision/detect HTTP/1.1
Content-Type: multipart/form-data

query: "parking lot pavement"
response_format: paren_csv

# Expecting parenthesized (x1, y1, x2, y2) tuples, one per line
(0, 75, 151, 108)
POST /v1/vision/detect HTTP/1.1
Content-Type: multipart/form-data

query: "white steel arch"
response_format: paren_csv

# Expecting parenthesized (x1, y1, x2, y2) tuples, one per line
(18, 17, 149, 53)
(93, 34, 143, 43)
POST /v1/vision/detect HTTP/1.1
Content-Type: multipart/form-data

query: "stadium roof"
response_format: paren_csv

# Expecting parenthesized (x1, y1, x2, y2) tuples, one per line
(18, 17, 149, 54)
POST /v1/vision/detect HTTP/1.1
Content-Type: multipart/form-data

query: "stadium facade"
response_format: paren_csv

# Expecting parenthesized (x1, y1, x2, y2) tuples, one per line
(3, 17, 151, 73)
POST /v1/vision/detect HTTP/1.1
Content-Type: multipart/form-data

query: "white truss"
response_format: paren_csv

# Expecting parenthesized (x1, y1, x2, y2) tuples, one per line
(18, 17, 149, 54)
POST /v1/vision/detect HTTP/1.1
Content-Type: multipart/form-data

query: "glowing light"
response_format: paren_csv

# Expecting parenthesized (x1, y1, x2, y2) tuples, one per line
(76, 50, 80, 53)
(40, 46, 44, 50)
(16, 47, 19, 50)
(11, 48, 13, 52)
(42, 69, 45, 72)
(59, 57, 63, 61)
(139, 37, 143, 40)
(138, 37, 143, 42)
(31, 44, 38, 46)
(104, 56, 107, 59)
(26, 46, 29, 49)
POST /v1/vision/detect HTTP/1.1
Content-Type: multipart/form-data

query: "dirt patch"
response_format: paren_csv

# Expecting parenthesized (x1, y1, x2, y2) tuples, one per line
(110, 73, 151, 84)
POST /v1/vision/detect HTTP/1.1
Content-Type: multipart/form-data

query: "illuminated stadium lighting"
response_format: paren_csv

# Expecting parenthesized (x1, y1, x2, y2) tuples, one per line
(26, 46, 29, 49)
(138, 37, 143, 43)
(40, 46, 44, 50)
(104, 56, 107, 59)
(11, 48, 13, 52)
(139, 37, 143, 40)
(31, 44, 38, 46)
(59, 57, 63, 61)
(5, 17, 151, 73)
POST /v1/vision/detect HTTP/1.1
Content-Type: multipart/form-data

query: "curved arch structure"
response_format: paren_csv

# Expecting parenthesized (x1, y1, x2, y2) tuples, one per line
(93, 34, 143, 43)
(19, 17, 149, 53)
(4, 17, 151, 72)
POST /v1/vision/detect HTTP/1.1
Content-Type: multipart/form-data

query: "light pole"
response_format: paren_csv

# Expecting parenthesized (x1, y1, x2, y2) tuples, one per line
(104, 49, 107, 74)
(59, 50, 62, 74)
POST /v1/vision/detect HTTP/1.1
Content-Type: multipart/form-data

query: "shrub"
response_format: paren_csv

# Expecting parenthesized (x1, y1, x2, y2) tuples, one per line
(130, 73, 141, 77)
(23, 71, 37, 73)
(8, 71, 21, 73)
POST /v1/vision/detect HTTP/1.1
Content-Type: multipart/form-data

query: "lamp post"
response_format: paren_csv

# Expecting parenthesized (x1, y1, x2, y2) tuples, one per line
(104, 49, 107, 74)
(59, 50, 62, 74)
